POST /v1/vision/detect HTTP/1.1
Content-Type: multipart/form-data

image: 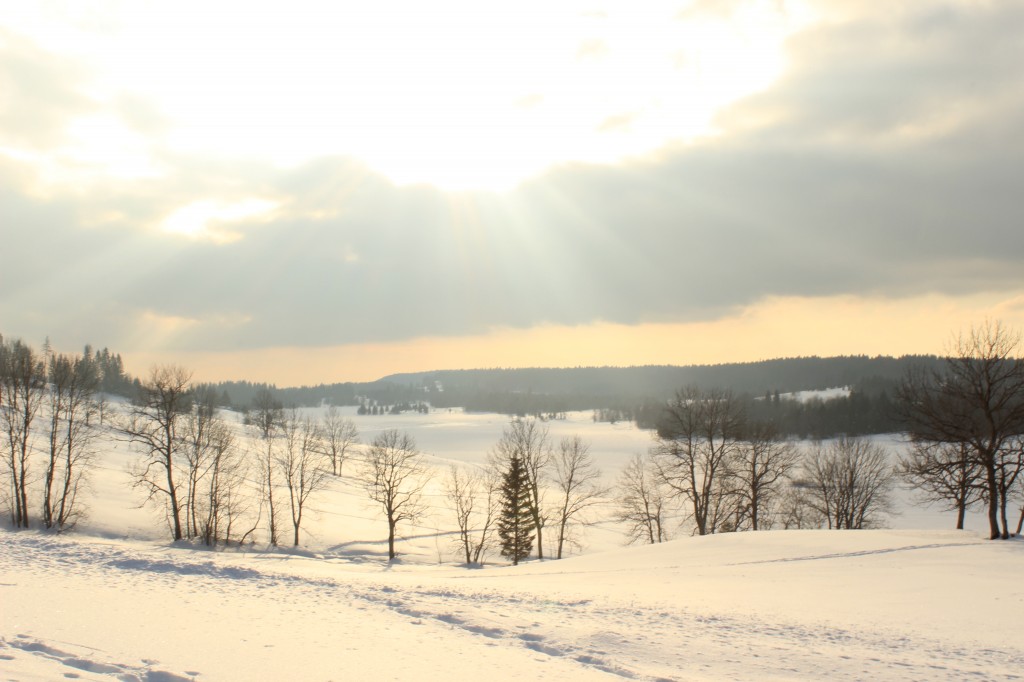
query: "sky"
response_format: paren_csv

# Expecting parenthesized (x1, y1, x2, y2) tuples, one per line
(2, 0, 1023, 385)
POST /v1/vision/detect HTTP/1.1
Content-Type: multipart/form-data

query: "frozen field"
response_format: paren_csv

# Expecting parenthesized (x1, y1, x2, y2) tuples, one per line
(1, 402, 1019, 681)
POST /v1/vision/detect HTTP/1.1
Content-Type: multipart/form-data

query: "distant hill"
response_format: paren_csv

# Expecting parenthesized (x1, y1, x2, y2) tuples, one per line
(380, 355, 944, 401)
(198, 355, 946, 437)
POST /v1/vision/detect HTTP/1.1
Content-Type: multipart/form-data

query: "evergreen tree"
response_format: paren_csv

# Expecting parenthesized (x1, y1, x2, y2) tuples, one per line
(498, 455, 535, 565)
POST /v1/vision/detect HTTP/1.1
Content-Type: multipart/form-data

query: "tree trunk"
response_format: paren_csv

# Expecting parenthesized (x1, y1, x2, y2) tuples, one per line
(165, 445, 182, 541)
(751, 487, 760, 531)
(985, 457, 1000, 540)
(999, 486, 1010, 540)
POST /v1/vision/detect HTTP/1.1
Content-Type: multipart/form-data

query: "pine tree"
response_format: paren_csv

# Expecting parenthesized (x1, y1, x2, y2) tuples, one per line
(498, 455, 535, 565)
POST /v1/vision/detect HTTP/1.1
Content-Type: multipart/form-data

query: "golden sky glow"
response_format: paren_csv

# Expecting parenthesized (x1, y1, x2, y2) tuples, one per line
(125, 292, 1024, 386)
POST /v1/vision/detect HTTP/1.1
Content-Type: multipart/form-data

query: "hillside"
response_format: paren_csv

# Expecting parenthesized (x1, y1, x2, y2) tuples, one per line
(3, 527, 1021, 680)
(2, 402, 1022, 680)
(380, 356, 941, 399)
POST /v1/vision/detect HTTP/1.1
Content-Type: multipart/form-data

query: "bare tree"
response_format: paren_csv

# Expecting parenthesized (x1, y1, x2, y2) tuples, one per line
(42, 350, 99, 531)
(195, 415, 249, 545)
(0, 338, 47, 528)
(322, 406, 359, 476)
(777, 479, 826, 530)
(652, 386, 745, 535)
(118, 365, 193, 540)
(550, 435, 606, 558)
(445, 464, 498, 565)
(733, 423, 799, 531)
(363, 429, 429, 560)
(898, 321, 1024, 539)
(897, 441, 985, 530)
(801, 437, 894, 530)
(490, 419, 551, 558)
(996, 440, 1024, 536)
(614, 453, 672, 545)
(246, 388, 284, 545)
(277, 411, 329, 546)
(180, 388, 219, 539)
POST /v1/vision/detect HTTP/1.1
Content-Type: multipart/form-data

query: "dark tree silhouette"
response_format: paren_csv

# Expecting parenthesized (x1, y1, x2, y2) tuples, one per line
(498, 455, 535, 565)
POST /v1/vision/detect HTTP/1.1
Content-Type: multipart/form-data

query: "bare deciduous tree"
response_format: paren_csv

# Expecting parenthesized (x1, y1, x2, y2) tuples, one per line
(119, 365, 193, 541)
(42, 350, 99, 531)
(777, 480, 825, 530)
(898, 321, 1024, 539)
(363, 429, 429, 560)
(194, 415, 249, 546)
(181, 388, 219, 540)
(1, 338, 47, 528)
(653, 386, 745, 535)
(550, 435, 606, 558)
(277, 411, 329, 546)
(322, 406, 359, 476)
(445, 464, 498, 565)
(897, 441, 985, 530)
(733, 423, 799, 531)
(246, 388, 284, 545)
(801, 437, 894, 530)
(614, 453, 671, 545)
(490, 419, 551, 558)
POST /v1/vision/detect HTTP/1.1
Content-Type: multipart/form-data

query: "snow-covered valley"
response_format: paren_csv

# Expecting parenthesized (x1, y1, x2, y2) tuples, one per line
(2, 404, 1022, 680)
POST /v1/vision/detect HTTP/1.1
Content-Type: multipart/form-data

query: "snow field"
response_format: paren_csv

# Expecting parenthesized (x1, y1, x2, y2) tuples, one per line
(2, 400, 1020, 680)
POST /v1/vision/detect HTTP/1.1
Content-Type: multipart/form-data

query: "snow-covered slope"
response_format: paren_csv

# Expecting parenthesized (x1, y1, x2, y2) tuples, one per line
(3, 528, 1022, 681)
(2, 405, 1020, 680)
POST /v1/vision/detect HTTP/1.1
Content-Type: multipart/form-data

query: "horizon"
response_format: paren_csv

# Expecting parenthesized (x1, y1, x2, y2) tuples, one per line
(4, 2, 1023, 386)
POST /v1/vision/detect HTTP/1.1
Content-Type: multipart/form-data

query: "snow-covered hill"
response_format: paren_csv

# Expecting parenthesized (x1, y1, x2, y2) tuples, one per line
(2, 404, 1020, 680)
(3, 528, 1022, 680)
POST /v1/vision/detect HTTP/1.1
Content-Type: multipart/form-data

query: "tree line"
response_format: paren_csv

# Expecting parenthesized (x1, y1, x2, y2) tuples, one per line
(36, 338, 933, 439)
(4, 321, 1024, 558)
(613, 388, 896, 543)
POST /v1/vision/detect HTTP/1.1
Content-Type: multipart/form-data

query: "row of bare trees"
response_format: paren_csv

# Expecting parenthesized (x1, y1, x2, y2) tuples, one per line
(1, 337, 99, 532)
(440, 420, 606, 565)
(613, 386, 896, 543)
(11, 321, 1022, 555)
(121, 374, 360, 547)
(897, 321, 1024, 539)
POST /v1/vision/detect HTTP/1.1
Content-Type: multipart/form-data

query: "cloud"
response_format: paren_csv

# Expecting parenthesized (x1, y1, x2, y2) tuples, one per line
(2, 1, 1023, 358)
(0, 30, 94, 149)
(718, 2, 1024, 144)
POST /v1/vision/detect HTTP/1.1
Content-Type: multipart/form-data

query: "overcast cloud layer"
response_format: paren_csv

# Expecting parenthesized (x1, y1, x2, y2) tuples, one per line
(2, 1, 1023, 356)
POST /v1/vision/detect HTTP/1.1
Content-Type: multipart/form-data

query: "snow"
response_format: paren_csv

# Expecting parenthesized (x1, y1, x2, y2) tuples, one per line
(2, 405, 1022, 680)
(778, 386, 852, 403)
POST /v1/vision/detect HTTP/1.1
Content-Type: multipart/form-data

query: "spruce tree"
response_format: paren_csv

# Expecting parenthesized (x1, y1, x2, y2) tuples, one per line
(498, 455, 535, 565)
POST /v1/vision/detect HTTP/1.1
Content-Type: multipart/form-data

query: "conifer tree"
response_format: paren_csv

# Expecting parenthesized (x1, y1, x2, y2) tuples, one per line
(498, 455, 535, 565)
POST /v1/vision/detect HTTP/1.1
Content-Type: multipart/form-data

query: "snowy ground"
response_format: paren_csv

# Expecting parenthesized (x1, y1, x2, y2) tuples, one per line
(2, 403, 1020, 680)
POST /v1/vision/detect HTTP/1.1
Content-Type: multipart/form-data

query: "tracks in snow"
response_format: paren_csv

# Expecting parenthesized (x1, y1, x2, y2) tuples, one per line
(4, 531, 1024, 682)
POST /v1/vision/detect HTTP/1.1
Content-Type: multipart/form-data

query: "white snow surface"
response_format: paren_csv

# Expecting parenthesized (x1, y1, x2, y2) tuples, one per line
(2, 405, 1022, 681)
(779, 386, 852, 403)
